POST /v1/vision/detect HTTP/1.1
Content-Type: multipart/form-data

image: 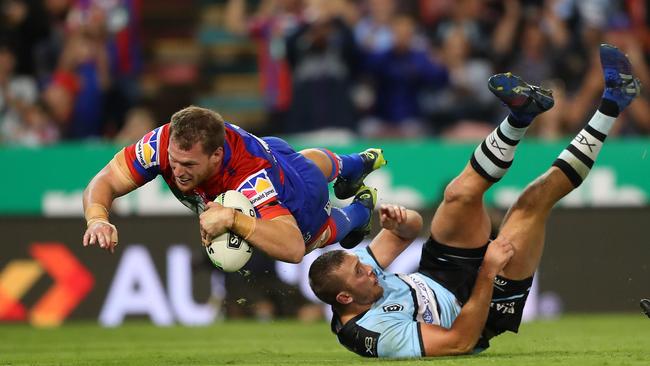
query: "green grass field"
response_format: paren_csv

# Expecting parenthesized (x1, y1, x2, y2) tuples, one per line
(1, 314, 648, 366)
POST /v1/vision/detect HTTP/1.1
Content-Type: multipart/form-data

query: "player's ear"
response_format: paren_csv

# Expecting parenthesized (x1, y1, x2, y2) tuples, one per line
(336, 292, 353, 305)
(210, 146, 223, 160)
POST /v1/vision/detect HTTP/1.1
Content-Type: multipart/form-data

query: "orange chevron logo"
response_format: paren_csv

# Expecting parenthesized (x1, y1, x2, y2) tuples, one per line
(0, 243, 94, 327)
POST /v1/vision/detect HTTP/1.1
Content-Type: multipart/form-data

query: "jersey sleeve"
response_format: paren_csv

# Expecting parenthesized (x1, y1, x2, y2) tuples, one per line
(234, 168, 291, 219)
(375, 320, 423, 358)
(122, 126, 165, 185)
(340, 309, 424, 358)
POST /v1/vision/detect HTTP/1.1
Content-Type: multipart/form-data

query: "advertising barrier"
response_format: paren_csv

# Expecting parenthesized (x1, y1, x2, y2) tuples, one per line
(1, 139, 649, 216)
(1, 209, 649, 327)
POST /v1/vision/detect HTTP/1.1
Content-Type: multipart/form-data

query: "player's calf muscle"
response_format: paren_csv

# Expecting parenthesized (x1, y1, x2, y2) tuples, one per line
(510, 169, 568, 215)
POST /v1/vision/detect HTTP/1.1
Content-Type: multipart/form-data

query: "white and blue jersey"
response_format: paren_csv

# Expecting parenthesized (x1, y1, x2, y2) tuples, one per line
(330, 247, 462, 358)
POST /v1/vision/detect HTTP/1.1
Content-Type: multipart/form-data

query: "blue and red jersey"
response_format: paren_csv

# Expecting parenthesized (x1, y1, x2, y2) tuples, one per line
(122, 123, 333, 248)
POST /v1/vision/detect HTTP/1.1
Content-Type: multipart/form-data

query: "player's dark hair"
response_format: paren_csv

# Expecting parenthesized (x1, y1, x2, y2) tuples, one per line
(309, 250, 347, 305)
(170, 106, 225, 154)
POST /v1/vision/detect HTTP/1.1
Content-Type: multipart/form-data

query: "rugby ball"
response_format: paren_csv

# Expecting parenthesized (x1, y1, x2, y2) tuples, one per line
(205, 190, 256, 272)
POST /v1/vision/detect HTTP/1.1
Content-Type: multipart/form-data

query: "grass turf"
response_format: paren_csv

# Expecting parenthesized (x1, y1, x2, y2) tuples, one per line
(1, 313, 648, 366)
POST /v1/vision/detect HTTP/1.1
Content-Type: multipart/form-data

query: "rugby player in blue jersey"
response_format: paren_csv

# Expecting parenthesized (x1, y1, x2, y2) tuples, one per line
(308, 44, 640, 358)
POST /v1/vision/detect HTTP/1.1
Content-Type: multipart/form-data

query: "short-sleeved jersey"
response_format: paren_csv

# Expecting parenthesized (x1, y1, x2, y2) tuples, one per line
(122, 123, 330, 244)
(331, 247, 462, 358)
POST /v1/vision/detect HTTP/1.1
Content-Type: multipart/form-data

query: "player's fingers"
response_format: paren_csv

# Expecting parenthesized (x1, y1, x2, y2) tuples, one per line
(379, 204, 391, 217)
(388, 205, 398, 218)
(98, 233, 106, 248)
(398, 206, 406, 222)
(389, 205, 399, 221)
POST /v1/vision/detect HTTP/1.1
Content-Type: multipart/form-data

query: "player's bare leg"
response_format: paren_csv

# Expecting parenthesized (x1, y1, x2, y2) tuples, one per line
(431, 73, 554, 248)
(496, 167, 572, 279)
(497, 44, 640, 280)
(300, 149, 336, 178)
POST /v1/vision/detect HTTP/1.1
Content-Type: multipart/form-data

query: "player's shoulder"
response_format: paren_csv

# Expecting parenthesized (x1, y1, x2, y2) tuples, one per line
(127, 124, 170, 167)
(333, 311, 381, 358)
(223, 123, 257, 152)
(336, 302, 418, 358)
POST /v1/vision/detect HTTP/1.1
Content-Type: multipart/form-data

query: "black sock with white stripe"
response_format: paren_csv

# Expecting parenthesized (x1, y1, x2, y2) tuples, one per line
(470, 115, 529, 182)
(552, 104, 616, 187)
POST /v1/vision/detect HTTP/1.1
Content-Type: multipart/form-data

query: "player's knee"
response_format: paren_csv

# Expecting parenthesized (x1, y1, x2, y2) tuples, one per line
(443, 177, 482, 206)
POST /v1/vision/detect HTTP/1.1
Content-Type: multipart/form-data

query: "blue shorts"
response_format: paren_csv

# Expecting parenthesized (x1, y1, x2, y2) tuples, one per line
(263, 137, 331, 244)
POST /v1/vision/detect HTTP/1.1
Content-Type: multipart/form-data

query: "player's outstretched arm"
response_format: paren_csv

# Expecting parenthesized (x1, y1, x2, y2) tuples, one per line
(200, 202, 306, 263)
(368, 204, 423, 269)
(420, 238, 514, 356)
(82, 152, 138, 253)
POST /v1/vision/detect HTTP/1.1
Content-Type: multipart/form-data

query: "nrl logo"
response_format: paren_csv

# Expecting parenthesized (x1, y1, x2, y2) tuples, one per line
(382, 303, 404, 312)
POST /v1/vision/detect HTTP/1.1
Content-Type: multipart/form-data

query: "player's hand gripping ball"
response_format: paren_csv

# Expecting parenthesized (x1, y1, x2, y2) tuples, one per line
(205, 190, 256, 272)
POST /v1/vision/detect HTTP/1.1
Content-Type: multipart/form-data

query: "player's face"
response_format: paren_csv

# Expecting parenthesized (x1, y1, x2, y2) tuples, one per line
(338, 253, 384, 305)
(169, 139, 222, 193)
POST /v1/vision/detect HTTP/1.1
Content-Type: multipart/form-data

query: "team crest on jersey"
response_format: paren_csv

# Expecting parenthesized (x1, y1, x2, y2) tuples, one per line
(382, 304, 404, 312)
(237, 170, 277, 206)
(135, 127, 161, 168)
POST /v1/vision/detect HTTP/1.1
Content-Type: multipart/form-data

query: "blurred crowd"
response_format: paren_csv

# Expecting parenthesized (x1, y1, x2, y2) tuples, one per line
(0, 0, 148, 146)
(226, 0, 650, 140)
(2, 0, 650, 146)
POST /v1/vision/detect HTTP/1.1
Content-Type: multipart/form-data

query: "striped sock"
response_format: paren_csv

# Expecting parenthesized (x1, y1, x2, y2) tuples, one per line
(470, 116, 529, 182)
(552, 109, 615, 187)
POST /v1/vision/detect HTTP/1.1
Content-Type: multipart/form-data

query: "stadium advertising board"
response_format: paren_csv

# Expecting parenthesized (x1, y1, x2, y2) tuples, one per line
(0, 139, 649, 216)
(1, 209, 649, 327)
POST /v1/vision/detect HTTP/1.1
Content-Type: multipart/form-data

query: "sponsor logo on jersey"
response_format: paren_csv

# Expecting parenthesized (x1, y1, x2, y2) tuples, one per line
(237, 170, 278, 206)
(323, 200, 332, 215)
(490, 301, 516, 314)
(135, 127, 161, 168)
(364, 337, 375, 356)
(494, 277, 508, 286)
(382, 303, 404, 313)
(399, 273, 441, 325)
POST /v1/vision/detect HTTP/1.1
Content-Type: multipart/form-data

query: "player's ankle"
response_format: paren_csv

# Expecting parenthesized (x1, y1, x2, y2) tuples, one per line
(599, 98, 620, 118)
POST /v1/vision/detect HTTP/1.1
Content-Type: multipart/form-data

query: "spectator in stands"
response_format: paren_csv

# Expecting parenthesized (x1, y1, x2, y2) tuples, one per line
(0, 0, 50, 76)
(44, 27, 110, 139)
(114, 106, 155, 145)
(360, 15, 448, 138)
(0, 40, 44, 144)
(354, 0, 396, 53)
(225, 0, 304, 134)
(425, 25, 496, 139)
(68, 0, 144, 136)
(429, 0, 491, 59)
(18, 100, 60, 145)
(284, 0, 361, 135)
(33, 0, 72, 83)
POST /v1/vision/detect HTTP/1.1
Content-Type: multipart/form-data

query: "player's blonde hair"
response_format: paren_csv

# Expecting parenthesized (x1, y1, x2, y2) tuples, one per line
(170, 106, 225, 154)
